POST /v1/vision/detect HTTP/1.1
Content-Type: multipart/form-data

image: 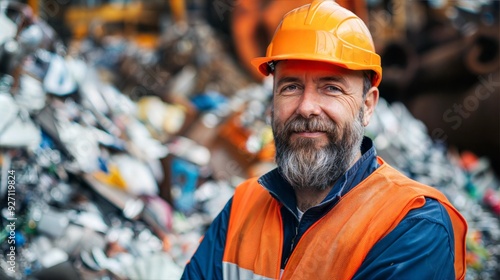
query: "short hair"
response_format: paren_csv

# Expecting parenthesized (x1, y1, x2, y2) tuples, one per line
(363, 71, 374, 98)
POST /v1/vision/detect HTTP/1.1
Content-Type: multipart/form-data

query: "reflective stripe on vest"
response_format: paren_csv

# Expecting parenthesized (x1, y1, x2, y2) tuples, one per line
(222, 157, 467, 280)
(223, 261, 275, 280)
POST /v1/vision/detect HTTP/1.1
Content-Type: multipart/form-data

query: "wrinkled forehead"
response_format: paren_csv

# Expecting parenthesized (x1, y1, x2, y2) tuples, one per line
(274, 60, 362, 76)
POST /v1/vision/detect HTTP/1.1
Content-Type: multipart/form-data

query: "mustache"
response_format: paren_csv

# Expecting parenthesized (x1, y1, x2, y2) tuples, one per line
(283, 115, 336, 133)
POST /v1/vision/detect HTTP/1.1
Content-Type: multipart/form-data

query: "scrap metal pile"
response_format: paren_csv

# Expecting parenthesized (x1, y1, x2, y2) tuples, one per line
(0, 1, 499, 280)
(366, 99, 500, 280)
(0, 2, 273, 279)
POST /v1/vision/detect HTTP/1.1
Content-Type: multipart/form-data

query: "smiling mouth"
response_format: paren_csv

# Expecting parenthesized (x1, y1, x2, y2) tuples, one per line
(294, 129, 326, 133)
(293, 131, 326, 137)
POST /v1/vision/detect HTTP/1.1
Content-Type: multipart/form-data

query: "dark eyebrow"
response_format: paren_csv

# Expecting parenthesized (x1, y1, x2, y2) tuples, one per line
(275, 75, 349, 90)
(317, 76, 347, 84)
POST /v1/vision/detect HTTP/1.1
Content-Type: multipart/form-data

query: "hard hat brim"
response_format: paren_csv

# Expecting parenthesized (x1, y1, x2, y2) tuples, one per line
(251, 54, 382, 87)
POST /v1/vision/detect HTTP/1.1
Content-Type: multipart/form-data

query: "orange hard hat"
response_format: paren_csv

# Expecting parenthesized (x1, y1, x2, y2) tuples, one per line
(251, 0, 382, 86)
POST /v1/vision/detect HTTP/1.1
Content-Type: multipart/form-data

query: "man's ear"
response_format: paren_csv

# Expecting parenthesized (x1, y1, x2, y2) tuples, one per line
(362, 87, 379, 127)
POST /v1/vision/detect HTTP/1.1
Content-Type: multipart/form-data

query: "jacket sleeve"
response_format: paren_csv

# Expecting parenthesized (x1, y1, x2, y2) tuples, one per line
(181, 198, 233, 280)
(353, 198, 456, 280)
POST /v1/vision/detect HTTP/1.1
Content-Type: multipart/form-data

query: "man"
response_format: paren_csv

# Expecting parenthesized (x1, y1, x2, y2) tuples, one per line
(182, 0, 468, 279)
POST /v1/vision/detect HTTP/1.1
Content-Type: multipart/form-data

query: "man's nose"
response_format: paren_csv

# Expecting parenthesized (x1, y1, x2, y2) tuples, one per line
(296, 87, 322, 118)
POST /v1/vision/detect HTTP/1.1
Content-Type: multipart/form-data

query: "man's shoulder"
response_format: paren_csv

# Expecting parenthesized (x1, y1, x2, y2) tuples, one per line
(354, 197, 456, 280)
(374, 197, 455, 255)
(374, 161, 427, 187)
(403, 197, 454, 227)
(374, 161, 450, 199)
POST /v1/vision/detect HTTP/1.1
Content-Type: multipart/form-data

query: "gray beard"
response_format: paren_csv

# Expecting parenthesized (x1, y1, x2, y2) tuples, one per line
(272, 110, 365, 191)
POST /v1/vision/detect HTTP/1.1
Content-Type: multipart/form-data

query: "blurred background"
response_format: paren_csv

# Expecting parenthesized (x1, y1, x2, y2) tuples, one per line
(0, 0, 499, 279)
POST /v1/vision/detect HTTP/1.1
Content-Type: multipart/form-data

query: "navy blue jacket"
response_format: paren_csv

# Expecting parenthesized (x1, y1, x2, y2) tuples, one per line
(182, 137, 456, 279)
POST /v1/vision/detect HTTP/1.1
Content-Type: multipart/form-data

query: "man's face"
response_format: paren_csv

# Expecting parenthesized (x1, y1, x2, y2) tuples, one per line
(271, 60, 368, 191)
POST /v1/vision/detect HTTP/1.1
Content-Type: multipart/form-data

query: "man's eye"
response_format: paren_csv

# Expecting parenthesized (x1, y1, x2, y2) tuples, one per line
(281, 85, 299, 92)
(322, 85, 344, 95)
(325, 85, 341, 92)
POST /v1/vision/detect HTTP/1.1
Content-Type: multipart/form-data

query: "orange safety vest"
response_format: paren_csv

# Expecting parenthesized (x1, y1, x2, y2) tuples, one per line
(223, 157, 467, 280)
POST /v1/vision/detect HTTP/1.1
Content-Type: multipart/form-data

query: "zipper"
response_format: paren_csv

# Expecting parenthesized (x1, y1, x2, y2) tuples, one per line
(282, 210, 334, 274)
(284, 222, 299, 266)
